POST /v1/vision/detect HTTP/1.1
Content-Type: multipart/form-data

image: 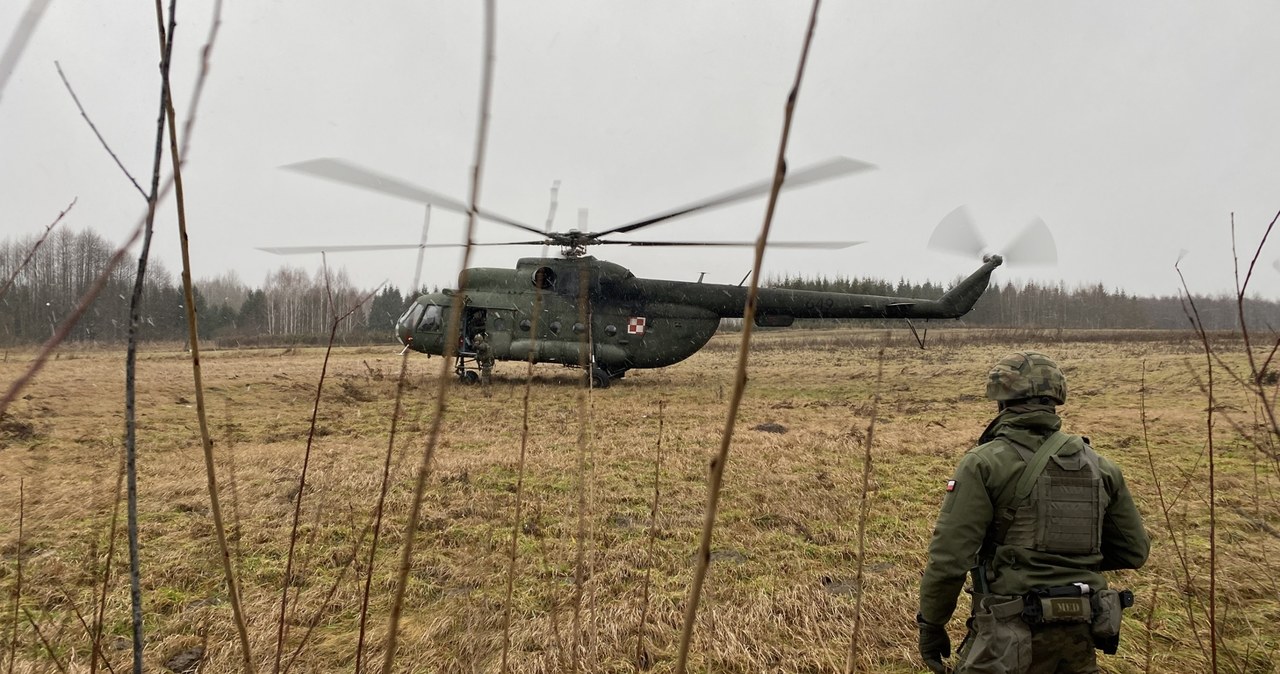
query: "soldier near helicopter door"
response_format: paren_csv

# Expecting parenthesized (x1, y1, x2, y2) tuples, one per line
(473, 332, 495, 386)
(918, 351, 1149, 674)
(466, 308, 487, 348)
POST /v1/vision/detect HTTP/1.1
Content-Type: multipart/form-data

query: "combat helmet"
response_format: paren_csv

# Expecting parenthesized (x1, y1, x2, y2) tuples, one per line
(985, 351, 1067, 405)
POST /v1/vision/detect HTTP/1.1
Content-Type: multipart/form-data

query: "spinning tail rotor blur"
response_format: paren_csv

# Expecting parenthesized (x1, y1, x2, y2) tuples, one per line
(927, 205, 1058, 267)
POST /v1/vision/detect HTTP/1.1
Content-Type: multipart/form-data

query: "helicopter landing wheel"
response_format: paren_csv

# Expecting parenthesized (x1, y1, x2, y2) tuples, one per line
(460, 370, 480, 385)
(589, 366, 611, 389)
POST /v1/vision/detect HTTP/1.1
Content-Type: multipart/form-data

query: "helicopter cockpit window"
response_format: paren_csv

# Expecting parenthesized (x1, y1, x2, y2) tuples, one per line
(399, 304, 425, 331)
(418, 304, 444, 331)
(532, 267, 557, 290)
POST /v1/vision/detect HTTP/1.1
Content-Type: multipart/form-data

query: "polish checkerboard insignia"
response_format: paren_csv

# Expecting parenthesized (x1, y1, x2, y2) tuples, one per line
(627, 317, 647, 335)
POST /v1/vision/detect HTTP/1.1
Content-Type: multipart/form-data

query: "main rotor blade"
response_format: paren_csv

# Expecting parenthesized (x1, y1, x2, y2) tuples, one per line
(592, 156, 876, 238)
(282, 158, 547, 237)
(595, 240, 865, 249)
(927, 205, 987, 259)
(1002, 217, 1058, 266)
(257, 241, 546, 255)
(258, 243, 455, 255)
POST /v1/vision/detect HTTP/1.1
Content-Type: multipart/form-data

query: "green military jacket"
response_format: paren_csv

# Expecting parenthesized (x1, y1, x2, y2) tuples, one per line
(918, 407, 1149, 626)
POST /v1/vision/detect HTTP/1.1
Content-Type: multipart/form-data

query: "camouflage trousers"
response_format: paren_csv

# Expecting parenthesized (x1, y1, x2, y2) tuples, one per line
(957, 596, 1098, 674)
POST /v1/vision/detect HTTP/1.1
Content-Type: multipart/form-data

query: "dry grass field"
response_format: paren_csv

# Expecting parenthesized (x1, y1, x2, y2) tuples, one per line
(0, 329, 1277, 673)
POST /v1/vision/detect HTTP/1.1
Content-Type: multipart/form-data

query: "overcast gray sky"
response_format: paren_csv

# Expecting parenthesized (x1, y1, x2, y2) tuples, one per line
(3, 1, 1278, 301)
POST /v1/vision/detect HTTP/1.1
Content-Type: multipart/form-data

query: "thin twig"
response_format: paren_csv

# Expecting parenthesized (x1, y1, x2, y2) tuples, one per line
(674, 2, 823, 670)
(274, 283, 378, 672)
(571, 258, 594, 670)
(1144, 584, 1160, 674)
(5, 479, 23, 674)
(0, 198, 75, 302)
(1141, 361, 1208, 660)
(1232, 211, 1280, 441)
(281, 509, 374, 674)
(0, 181, 168, 416)
(56, 62, 147, 200)
(354, 199, 436, 674)
(22, 609, 68, 674)
(845, 345, 884, 673)
(91, 452, 126, 674)
(221, 406, 245, 568)
(122, 1, 183, 669)
(353, 346, 415, 672)
(157, 0, 250, 668)
(64, 593, 117, 674)
(0, 0, 52, 105)
(533, 497, 569, 669)
(498, 181, 557, 673)
(635, 401, 665, 672)
(1176, 261, 1218, 673)
(379, 3, 495, 671)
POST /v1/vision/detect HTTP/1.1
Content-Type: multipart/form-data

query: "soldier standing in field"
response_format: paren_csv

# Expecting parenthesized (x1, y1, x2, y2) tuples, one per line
(918, 351, 1149, 673)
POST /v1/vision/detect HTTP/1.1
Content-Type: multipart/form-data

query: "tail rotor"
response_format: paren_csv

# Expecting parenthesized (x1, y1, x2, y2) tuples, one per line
(927, 205, 1057, 266)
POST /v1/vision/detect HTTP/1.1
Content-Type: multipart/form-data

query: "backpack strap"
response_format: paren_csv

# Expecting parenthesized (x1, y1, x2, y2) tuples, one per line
(1014, 431, 1074, 500)
(986, 431, 1075, 551)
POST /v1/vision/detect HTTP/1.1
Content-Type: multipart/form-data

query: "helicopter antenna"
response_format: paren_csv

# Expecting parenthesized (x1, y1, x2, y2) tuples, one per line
(544, 181, 560, 231)
(697, 272, 706, 283)
(737, 270, 751, 287)
(541, 180, 559, 258)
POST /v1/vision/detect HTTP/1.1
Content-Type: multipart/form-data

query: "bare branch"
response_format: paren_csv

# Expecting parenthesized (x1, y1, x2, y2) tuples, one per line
(63, 593, 117, 674)
(22, 609, 68, 674)
(1232, 211, 1280, 441)
(634, 401, 665, 672)
(121, 0, 185, 669)
(90, 453, 126, 674)
(380, 2, 495, 671)
(55, 62, 147, 199)
(846, 344, 884, 673)
(0, 181, 169, 416)
(1176, 260, 1219, 672)
(0, 0, 52, 105)
(5, 479, 23, 674)
(354, 216, 435, 674)
(1142, 361, 1208, 659)
(675, 2, 824, 669)
(273, 284, 378, 673)
(0, 198, 75, 302)
(156, 0, 247, 666)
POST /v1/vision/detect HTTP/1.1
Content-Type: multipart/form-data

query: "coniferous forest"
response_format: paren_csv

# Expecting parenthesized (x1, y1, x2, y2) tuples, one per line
(1, 227, 1275, 347)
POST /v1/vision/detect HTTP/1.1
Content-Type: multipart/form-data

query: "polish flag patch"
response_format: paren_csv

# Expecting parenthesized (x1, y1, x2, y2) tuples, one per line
(946, 480, 957, 492)
(628, 317, 647, 335)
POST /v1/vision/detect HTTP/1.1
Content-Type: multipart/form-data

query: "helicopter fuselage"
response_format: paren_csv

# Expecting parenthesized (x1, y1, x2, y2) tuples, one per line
(396, 255, 1002, 378)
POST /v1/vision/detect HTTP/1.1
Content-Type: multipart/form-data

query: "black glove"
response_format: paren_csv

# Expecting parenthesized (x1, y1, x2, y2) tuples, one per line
(917, 614, 951, 674)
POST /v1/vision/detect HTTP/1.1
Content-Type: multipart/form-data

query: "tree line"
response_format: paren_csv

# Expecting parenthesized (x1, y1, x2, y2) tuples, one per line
(0, 228, 413, 346)
(2, 227, 1275, 347)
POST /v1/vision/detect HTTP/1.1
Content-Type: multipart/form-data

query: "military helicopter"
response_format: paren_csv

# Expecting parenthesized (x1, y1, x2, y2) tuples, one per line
(262, 158, 1012, 388)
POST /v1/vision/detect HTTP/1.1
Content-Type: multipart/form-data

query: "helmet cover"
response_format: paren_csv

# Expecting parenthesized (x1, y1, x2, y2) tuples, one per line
(985, 351, 1067, 404)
